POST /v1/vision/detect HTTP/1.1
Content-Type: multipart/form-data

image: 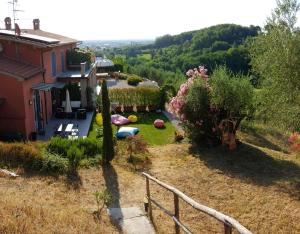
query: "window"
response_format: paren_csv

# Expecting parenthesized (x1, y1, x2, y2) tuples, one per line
(61, 51, 65, 72)
(51, 51, 57, 77)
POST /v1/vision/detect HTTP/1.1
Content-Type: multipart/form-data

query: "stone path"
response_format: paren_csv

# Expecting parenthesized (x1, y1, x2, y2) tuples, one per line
(162, 110, 184, 133)
(108, 207, 155, 234)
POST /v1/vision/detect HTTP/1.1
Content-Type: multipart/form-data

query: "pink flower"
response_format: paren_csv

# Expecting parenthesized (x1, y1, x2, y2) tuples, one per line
(186, 69, 194, 77)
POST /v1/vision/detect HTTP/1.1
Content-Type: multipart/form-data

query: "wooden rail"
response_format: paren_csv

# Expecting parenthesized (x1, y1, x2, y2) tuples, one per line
(142, 172, 252, 234)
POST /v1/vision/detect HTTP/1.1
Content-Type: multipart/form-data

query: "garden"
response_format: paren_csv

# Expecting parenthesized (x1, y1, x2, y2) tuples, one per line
(89, 111, 176, 146)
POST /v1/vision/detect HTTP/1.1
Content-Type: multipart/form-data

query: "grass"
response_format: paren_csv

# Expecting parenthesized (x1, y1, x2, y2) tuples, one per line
(2, 122, 299, 233)
(88, 112, 176, 146)
(137, 53, 151, 61)
(147, 142, 300, 233)
(0, 169, 118, 234)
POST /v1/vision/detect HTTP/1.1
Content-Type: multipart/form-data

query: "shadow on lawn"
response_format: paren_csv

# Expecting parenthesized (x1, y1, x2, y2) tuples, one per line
(240, 126, 288, 153)
(65, 171, 82, 190)
(190, 143, 300, 199)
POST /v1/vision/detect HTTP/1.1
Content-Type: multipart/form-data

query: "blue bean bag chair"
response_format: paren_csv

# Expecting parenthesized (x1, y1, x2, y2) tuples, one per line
(116, 127, 139, 139)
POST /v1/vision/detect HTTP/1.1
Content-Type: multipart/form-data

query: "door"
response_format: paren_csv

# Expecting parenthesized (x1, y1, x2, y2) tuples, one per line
(33, 90, 43, 132)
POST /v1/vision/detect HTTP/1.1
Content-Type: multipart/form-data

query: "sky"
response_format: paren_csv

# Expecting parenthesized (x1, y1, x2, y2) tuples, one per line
(0, 0, 279, 40)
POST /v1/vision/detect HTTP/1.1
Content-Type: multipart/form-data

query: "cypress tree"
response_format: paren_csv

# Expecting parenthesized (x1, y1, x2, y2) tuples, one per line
(101, 80, 115, 164)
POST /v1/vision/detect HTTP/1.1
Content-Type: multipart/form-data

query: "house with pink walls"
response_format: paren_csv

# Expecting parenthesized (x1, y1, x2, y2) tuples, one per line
(0, 17, 96, 140)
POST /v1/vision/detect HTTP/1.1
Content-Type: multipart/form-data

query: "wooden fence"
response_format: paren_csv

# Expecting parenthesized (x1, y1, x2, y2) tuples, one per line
(142, 172, 252, 234)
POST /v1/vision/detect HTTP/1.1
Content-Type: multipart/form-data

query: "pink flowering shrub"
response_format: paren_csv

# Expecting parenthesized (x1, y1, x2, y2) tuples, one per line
(288, 133, 300, 153)
(168, 66, 254, 146)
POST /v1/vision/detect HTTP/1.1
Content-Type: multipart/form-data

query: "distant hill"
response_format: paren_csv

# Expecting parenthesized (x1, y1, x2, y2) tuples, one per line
(122, 24, 261, 76)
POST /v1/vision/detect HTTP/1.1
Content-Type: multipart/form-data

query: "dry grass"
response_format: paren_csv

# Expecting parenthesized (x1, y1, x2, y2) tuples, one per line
(1, 128, 300, 234)
(0, 169, 119, 234)
(147, 142, 300, 234)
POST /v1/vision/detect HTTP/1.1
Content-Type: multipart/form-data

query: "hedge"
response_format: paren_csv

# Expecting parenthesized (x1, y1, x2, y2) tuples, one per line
(108, 87, 162, 107)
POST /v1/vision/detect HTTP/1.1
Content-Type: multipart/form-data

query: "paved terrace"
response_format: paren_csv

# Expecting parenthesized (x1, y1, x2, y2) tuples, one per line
(37, 112, 93, 141)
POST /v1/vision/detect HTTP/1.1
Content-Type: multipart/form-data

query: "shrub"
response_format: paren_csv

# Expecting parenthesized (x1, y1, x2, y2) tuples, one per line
(119, 73, 128, 80)
(288, 133, 300, 154)
(169, 66, 253, 147)
(94, 189, 114, 218)
(96, 126, 103, 138)
(108, 87, 161, 108)
(67, 145, 83, 171)
(40, 151, 68, 174)
(76, 138, 102, 157)
(47, 137, 102, 158)
(47, 137, 70, 156)
(0, 142, 43, 170)
(96, 113, 103, 126)
(125, 135, 149, 162)
(127, 75, 143, 86)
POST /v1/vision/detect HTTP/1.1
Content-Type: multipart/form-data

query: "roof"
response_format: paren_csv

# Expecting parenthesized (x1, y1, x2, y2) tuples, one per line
(96, 57, 114, 67)
(0, 56, 44, 80)
(32, 82, 66, 91)
(21, 29, 78, 45)
(57, 63, 95, 79)
(0, 29, 78, 48)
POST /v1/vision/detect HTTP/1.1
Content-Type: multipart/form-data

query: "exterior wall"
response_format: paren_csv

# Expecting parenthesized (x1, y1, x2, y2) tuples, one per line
(0, 38, 77, 139)
(0, 39, 41, 66)
(22, 74, 48, 138)
(43, 44, 76, 83)
(0, 74, 26, 135)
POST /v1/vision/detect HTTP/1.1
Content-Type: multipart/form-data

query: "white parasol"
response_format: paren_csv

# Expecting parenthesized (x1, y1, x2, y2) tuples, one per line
(64, 89, 72, 113)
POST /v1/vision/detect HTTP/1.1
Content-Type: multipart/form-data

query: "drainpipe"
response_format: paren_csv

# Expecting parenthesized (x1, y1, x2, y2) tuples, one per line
(41, 49, 48, 124)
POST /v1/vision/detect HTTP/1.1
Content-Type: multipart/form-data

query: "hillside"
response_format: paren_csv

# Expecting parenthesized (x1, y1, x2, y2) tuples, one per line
(121, 24, 261, 83)
(1, 128, 299, 233)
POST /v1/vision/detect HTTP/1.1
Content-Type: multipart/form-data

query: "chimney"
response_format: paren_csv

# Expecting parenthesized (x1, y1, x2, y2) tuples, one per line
(4, 17, 11, 30)
(81, 62, 86, 77)
(33, 19, 40, 30)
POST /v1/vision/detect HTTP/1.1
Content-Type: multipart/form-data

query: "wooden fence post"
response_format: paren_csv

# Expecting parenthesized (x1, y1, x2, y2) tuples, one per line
(174, 193, 180, 234)
(224, 224, 232, 234)
(146, 177, 153, 221)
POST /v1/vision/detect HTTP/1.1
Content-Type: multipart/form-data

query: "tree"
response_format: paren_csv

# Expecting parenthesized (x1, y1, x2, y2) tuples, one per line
(249, 0, 300, 130)
(168, 66, 253, 147)
(101, 80, 115, 164)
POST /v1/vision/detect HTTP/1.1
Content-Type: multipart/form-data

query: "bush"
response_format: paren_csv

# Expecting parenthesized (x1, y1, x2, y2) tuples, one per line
(76, 138, 102, 157)
(67, 145, 83, 171)
(0, 142, 43, 170)
(40, 151, 69, 174)
(47, 137, 102, 158)
(96, 113, 103, 126)
(169, 66, 254, 147)
(127, 75, 143, 86)
(288, 133, 300, 154)
(96, 126, 103, 138)
(119, 73, 128, 80)
(47, 137, 70, 156)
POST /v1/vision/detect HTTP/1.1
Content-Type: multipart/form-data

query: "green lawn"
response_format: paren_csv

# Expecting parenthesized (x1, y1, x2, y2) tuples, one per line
(88, 112, 176, 146)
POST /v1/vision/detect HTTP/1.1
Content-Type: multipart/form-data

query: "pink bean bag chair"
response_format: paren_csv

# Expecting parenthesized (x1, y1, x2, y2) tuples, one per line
(111, 114, 130, 126)
(154, 119, 165, 128)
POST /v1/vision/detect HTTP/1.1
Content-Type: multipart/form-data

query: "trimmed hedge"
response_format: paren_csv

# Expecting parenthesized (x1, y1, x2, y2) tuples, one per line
(108, 87, 162, 108)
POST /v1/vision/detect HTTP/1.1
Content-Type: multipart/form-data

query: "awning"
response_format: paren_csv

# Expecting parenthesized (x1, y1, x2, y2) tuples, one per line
(32, 82, 66, 91)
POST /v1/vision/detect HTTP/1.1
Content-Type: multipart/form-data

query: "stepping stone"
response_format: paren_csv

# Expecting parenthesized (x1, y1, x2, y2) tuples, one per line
(108, 207, 155, 234)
